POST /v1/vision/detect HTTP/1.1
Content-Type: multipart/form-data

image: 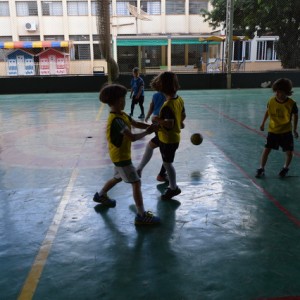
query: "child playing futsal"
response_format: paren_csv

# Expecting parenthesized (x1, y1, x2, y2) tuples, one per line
(137, 91, 168, 182)
(129, 67, 145, 118)
(150, 72, 186, 200)
(256, 78, 298, 178)
(94, 83, 160, 225)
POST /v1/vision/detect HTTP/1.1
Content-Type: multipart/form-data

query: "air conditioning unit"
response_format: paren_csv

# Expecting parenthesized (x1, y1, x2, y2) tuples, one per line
(25, 22, 37, 31)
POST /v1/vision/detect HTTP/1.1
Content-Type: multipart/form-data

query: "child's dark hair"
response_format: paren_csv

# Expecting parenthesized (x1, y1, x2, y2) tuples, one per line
(99, 83, 127, 106)
(150, 71, 180, 96)
(272, 78, 293, 96)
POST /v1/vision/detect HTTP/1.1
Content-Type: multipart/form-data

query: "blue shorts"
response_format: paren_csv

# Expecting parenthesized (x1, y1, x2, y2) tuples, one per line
(265, 131, 294, 152)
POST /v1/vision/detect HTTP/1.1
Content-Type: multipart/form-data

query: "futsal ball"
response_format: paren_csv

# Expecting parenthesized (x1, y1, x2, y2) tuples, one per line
(190, 133, 203, 145)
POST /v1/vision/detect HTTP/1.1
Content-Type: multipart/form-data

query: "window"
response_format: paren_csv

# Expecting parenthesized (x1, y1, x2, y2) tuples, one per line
(74, 44, 90, 60)
(93, 44, 102, 59)
(256, 40, 278, 61)
(166, 0, 185, 15)
(69, 35, 89, 41)
(16, 1, 38, 16)
(141, 1, 160, 15)
(19, 35, 40, 41)
(44, 35, 64, 40)
(189, 0, 208, 14)
(172, 44, 185, 64)
(233, 40, 251, 61)
(93, 35, 100, 41)
(0, 2, 9, 16)
(42, 1, 63, 16)
(0, 36, 12, 41)
(116, 1, 136, 16)
(91, 1, 98, 15)
(67, 1, 88, 16)
(92, 2, 111, 16)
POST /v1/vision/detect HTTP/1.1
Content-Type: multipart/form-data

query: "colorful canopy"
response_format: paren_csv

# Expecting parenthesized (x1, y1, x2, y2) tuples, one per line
(0, 41, 71, 49)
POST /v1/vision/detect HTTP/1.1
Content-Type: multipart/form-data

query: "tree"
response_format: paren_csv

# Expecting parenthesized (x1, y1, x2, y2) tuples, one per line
(202, 0, 300, 68)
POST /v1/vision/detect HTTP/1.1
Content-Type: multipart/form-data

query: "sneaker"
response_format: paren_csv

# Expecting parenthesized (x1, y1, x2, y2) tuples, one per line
(161, 187, 181, 200)
(156, 174, 169, 182)
(279, 167, 289, 178)
(93, 192, 116, 207)
(138, 114, 145, 119)
(255, 168, 265, 178)
(135, 211, 161, 225)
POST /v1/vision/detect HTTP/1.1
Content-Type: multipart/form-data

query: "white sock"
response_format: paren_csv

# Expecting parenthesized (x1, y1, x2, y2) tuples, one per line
(137, 144, 154, 172)
(136, 205, 145, 216)
(163, 162, 177, 190)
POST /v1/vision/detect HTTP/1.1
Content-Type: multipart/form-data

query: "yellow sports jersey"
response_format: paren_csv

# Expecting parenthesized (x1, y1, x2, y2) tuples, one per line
(267, 96, 298, 134)
(158, 95, 185, 143)
(106, 112, 132, 165)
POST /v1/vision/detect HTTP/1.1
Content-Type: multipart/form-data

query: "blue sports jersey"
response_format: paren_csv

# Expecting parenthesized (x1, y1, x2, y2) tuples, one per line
(130, 77, 144, 96)
(152, 92, 166, 116)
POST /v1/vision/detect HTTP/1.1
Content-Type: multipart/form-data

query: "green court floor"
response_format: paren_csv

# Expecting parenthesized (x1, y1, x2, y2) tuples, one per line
(1, 88, 300, 300)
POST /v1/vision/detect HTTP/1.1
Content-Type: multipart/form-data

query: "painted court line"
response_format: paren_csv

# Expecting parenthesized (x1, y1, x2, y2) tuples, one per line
(203, 104, 300, 157)
(18, 103, 104, 300)
(209, 139, 300, 228)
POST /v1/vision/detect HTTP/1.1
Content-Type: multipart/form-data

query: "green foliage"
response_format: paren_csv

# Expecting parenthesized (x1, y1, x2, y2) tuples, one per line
(202, 0, 300, 68)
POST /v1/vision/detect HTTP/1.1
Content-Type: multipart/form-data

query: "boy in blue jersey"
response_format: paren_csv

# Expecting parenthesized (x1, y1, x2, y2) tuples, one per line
(256, 78, 298, 178)
(130, 67, 145, 118)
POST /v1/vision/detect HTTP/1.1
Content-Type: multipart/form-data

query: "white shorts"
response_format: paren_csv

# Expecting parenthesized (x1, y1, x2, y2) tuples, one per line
(113, 164, 140, 183)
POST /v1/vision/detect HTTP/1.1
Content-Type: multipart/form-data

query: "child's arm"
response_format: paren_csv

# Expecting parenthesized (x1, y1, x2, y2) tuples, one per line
(152, 116, 174, 129)
(122, 124, 156, 142)
(136, 83, 144, 99)
(293, 113, 298, 138)
(260, 110, 269, 131)
(131, 119, 150, 129)
(181, 110, 186, 129)
(145, 101, 154, 123)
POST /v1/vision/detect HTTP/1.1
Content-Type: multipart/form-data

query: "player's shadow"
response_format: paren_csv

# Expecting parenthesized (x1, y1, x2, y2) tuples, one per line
(94, 203, 110, 213)
(190, 170, 202, 184)
(156, 181, 168, 194)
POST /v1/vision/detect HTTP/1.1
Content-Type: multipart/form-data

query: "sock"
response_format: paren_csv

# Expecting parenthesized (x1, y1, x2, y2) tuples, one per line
(163, 162, 177, 189)
(136, 205, 145, 216)
(98, 190, 105, 196)
(137, 144, 154, 172)
(158, 164, 166, 176)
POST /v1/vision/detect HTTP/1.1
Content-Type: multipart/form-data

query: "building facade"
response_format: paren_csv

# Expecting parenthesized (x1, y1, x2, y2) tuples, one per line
(0, 0, 281, 76)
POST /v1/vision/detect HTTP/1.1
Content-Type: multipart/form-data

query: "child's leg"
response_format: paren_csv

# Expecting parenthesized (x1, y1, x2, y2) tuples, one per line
(159, 142, 179, 189)
(130, 100, 135, 115)
(158, 164, 167, 177)
(138, 101, 145, 116)
(163, 162, 176, 189)
(137, 141, 157, 173)
(131, 180, 145, 216)
(260, 147, 272, 168)
(99, 177, 122, 195)
(284, 150, 293, 168)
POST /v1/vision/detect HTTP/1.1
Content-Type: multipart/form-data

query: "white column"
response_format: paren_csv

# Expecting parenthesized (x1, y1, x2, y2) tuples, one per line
(167, 36, 171, 71)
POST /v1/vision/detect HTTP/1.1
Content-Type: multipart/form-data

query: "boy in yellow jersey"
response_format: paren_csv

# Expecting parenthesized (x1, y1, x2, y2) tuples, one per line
(256, 78, 298, 178)
(150, 72, 186, 200)
(94, 83, 160, 225)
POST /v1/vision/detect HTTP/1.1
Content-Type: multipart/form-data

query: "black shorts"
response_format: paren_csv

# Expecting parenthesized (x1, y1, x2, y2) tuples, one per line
(133, 95, 144, 105)
(151, 135, 159, 146)
(265, 131, 294, 152)
(159, 141, 179, 163)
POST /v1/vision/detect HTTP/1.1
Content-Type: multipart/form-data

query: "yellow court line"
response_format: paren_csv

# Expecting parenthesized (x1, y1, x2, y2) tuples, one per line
(96, 102, 104, 122)
(18, 103, 104, 300)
